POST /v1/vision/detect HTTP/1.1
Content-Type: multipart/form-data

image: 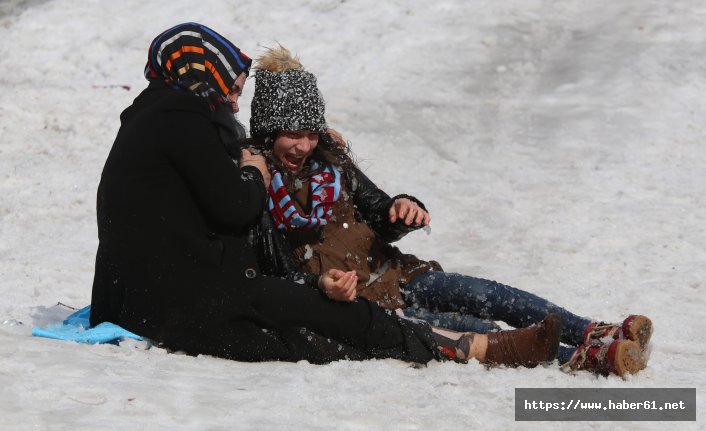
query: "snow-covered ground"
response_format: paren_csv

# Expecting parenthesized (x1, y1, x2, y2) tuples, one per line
(1, 1, 704, 429)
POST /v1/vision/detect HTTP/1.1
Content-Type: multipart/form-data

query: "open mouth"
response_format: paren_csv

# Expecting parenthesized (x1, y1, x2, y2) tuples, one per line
(283, 153, 306, 171)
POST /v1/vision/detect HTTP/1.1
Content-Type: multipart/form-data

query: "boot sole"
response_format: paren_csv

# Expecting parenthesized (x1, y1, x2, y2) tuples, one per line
(623, 315, 653, 352)
(611, 340, 644, 377)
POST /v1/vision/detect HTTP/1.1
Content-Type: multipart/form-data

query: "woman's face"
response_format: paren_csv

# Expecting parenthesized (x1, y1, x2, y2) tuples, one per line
(226, 72, 247, 113)
(273, 130, 319, 172)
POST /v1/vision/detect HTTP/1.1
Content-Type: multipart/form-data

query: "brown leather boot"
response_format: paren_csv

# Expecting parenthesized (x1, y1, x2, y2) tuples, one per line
(483, 314, 562, 368)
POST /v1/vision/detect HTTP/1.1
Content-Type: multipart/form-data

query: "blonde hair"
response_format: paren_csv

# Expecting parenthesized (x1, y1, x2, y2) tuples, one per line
(255, 45, 304, 72)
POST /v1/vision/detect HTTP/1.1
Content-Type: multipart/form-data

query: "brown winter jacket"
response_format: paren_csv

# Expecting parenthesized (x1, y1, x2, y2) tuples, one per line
(273, 168, 442, 309)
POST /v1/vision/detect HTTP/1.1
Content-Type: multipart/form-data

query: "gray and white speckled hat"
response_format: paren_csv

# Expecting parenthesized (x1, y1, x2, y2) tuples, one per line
(249, 69, 327, 137)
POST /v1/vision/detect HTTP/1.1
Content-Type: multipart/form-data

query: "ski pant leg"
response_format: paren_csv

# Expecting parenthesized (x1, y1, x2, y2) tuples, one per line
(402, 271, 592, 346)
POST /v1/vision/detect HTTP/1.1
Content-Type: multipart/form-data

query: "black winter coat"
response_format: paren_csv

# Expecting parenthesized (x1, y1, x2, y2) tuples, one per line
(90, 81, 268, 345)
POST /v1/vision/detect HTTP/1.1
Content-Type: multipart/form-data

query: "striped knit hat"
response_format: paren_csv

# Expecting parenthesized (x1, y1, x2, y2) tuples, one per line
(144, 22, 252, 99)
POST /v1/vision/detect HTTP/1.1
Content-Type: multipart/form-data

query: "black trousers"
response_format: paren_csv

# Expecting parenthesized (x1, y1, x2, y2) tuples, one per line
(166, 276, 441, 365)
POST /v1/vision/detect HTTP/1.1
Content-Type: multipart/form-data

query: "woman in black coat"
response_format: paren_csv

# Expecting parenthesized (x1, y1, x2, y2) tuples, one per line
(89, 23, 443, 364)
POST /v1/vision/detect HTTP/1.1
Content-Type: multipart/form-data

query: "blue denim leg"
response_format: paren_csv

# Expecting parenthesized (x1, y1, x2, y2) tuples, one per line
(402, 308, 502, 333)
(402, 271, 593, 346)
(558, 346, 576, 365)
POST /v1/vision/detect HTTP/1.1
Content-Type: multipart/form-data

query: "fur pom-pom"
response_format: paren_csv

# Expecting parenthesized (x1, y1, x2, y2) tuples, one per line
(255, 45, 304, 72)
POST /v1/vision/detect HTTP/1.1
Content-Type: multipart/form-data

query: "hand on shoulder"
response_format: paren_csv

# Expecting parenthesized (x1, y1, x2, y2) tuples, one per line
(240, 149, 271, 188)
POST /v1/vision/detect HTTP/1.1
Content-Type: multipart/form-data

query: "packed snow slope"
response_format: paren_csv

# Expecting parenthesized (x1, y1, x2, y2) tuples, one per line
(1, 1, 704, 430)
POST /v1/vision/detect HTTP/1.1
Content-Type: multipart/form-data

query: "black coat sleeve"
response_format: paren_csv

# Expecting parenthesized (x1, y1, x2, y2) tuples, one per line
(163, 109, 267, 231)
(350, 166, 428, 243)
(254, 212, 320, 289)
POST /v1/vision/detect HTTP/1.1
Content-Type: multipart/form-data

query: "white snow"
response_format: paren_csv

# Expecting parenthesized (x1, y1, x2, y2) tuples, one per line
(1, 0, 705, 430)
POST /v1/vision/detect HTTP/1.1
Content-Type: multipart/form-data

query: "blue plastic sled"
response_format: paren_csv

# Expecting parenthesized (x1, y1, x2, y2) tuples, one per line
(32, 305, 143, 344)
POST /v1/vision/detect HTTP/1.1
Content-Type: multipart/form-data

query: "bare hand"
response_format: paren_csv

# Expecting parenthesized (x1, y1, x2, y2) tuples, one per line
(240, 149, 271, 188)
(318, 268, 358, 302)
(389, 198, 430, 226)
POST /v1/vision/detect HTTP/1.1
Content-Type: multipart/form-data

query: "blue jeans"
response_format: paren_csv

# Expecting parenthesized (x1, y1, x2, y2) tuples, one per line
(401, 271, 592, 364)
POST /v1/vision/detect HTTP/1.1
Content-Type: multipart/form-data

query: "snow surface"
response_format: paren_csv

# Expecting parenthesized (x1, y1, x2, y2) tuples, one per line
(1, 0, 705, 429)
